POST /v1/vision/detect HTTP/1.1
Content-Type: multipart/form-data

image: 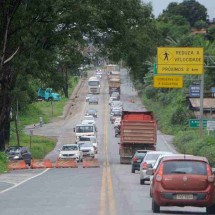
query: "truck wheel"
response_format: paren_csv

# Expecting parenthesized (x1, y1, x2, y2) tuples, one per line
(152, 198, 160, 213)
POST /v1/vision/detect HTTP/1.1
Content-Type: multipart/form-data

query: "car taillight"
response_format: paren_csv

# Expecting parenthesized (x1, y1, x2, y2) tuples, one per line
(133, 157, 138, 163)
(206, 164, 214, 183)
(142, 162, 147, 169)
(156, 163, 164, 182)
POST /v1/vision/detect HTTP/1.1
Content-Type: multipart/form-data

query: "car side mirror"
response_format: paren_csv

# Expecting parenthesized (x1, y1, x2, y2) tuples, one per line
(213, 170, 215, 175)
(73, 128, 75, 132)
(146, 169, 154, 176)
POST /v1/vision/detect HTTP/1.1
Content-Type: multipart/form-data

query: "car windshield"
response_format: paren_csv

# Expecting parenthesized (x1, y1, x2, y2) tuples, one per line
(112, 111, 122, 115)
(84, 116, 94, 120)
(76, 126, 94, 132)
(81, 142, 93, 147)
(62, 145, 78, 151)
(7, 147, 22, 153)
(136, 152, 147, 158)
(163, 160, 207, 175)
(79, 137, 90, 141)
(88, 81, 99, 86)
(87, 109, 96, 114)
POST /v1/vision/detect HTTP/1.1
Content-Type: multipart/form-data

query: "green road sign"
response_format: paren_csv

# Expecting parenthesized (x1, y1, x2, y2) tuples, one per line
(189, 119, 207, 128)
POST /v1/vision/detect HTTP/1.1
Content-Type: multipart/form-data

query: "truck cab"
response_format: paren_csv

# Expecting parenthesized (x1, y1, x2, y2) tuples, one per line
(74, 124, 97, 142)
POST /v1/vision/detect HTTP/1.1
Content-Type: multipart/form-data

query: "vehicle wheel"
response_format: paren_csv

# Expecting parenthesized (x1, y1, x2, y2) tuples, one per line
(206, 204, 215, 214)
(140, 179, 145, 185)
(152, 198, 160, 213)
(131, 169, 135, 173)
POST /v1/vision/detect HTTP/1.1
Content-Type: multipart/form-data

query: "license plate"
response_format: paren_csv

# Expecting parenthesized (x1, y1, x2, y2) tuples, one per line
(176, 194, 193, 200)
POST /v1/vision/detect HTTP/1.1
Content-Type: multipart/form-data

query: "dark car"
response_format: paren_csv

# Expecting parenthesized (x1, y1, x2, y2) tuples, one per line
(131, 150, 151, 173)
(85, 108, 97, 118)
(88, 96, 98, 105)
(151, 155, 215, 214)
(5, 146, 32, 165)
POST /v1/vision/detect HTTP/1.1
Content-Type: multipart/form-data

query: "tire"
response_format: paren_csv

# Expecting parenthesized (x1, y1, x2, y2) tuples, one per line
(140, 179, 145, 185)
(206, 204, 215, 214)
(152, 198, 160, 213)
(131, 168, 135, 173)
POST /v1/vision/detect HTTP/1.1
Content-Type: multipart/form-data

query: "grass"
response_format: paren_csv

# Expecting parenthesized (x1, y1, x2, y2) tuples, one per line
(0, 76, 79, 173)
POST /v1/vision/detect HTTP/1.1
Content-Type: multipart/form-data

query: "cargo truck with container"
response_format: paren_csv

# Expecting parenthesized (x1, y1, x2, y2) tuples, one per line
(109, 77, 120, 95)
(119, 111, 157, 164)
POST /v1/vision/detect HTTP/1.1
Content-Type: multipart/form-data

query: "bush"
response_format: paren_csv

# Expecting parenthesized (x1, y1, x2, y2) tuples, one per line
(145, 85, 157, 100)
(0, 152, 7, 173)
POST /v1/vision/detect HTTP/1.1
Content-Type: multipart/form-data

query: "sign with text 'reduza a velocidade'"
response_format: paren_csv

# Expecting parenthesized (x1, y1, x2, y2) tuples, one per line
(157, 47, 204, 75)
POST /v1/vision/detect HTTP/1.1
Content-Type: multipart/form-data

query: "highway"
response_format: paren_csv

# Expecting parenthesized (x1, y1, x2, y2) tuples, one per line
(0, 68, 206, 215)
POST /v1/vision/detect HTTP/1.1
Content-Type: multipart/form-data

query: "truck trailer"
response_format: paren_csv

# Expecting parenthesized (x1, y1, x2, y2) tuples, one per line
(119, 111, 157, 164)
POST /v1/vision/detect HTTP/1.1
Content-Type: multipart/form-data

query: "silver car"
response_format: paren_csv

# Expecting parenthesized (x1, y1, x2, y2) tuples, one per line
(139, 151, 173, 185)
(79, 141, 95, 158)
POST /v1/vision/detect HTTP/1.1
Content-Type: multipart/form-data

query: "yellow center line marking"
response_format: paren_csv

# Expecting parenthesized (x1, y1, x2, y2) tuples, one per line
(99, 79, 116, 215)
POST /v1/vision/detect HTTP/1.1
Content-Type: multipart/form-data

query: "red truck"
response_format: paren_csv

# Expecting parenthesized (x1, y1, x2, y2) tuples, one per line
(119, 111, 157, 164)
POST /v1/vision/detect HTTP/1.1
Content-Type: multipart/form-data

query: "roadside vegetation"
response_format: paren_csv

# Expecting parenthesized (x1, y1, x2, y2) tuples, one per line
(0, 77, 78, 172)
(0, 0, 215, 171)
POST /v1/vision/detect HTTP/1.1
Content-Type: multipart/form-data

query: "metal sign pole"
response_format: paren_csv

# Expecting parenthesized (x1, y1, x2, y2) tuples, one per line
(199, 71, 204, 139)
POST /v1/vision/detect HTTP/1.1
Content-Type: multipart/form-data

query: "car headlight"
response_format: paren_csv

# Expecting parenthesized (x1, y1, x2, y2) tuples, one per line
(75, 153, 79, 156)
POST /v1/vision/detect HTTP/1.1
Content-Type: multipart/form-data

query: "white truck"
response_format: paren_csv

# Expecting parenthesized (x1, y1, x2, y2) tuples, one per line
(74, 124, 97, 142)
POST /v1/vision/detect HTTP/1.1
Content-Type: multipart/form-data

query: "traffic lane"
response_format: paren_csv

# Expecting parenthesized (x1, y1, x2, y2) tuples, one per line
(0, 168, 103, 215)
(0, 169, 47, 193)
(107, 119, 206, 215)
(120, 69, 146, 112)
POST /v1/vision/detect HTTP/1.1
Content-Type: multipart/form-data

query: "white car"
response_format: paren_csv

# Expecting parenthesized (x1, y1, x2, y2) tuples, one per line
(114, 117, 121, 128)
(58, 144, 83, 162)
(139, 151, 173, 185)
(78, 141, 95, 158)
(82, 115, 96, 125)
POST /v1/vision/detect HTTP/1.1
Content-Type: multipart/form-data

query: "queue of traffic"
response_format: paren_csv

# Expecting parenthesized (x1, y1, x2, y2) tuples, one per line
(58, 72, 101, 162)
(106, 65, 215, 214)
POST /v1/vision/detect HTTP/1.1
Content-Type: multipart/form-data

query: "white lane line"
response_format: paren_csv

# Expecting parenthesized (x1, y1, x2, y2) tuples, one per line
(0, 168, 50, 194)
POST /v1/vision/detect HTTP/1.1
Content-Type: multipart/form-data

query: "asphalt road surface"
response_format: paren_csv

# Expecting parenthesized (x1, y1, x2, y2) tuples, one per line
(0, 68, 206, 215)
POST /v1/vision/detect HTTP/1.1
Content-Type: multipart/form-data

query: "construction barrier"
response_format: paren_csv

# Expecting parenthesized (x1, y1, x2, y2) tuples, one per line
(83, 158, 100, 168)
(30, 159, 53, 169)
(55, 159, 78, 168)
(7, 160, 28, 171)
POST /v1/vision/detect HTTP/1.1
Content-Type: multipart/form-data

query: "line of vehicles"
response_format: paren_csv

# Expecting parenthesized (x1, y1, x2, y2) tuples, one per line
(58, 71, 102, 161)
(106, 66, 215, 214)
(130, 149, 215, 214)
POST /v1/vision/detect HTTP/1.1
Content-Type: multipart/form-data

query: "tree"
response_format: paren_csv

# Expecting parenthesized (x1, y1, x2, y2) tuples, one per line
(159, 0, 207, 27)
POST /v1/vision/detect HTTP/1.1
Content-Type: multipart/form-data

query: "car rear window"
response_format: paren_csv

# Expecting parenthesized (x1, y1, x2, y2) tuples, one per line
(163, 160, 207, 175)
(136, 152, 146, 158)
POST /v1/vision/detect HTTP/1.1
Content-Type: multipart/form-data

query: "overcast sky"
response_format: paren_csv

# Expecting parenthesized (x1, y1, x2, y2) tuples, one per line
(143, 0, 215, 20)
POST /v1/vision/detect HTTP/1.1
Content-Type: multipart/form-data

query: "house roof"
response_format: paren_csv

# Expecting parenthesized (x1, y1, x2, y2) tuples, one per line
(189, 98, 215, 109)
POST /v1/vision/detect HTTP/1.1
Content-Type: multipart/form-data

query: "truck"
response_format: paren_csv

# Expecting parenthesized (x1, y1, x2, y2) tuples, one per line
(74, 124, 97, 142)
(119, 111, 157, 164)
(109, 77, 120, 95)
(37, 88, 61, 101)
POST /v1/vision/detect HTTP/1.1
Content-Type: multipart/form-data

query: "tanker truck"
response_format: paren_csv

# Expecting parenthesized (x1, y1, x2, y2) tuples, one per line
(119, 111, 157, 164)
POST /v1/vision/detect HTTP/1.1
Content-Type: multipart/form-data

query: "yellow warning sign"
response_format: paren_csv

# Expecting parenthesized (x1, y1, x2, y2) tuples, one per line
(153, 76, 183, 88)
(157, 47, 204, 75)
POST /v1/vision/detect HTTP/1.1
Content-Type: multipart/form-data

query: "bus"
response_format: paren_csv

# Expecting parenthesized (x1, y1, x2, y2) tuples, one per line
(88, 76, 100, 94)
